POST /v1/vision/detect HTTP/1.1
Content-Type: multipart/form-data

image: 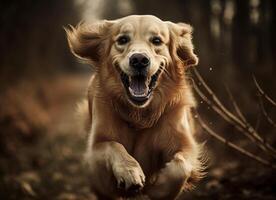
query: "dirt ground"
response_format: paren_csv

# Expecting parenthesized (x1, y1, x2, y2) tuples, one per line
(0, 75, 275, 200)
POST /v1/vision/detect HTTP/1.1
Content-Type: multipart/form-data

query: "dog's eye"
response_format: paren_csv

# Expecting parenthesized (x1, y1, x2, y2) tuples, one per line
(151, 36, 162, 45)
(117, 35, 130, 45)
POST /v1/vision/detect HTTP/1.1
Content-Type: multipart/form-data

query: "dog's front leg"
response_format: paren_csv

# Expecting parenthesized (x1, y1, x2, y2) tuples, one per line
(145, 152, 193, 200)
(86, 141, 145, 198)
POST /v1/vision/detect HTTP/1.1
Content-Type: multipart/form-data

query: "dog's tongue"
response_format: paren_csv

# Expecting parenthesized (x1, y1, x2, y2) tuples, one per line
(129, 76, 148, 96)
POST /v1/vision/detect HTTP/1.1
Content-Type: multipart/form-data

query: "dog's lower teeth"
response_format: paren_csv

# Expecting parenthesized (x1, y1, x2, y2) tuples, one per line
(128, 87, 147, 97)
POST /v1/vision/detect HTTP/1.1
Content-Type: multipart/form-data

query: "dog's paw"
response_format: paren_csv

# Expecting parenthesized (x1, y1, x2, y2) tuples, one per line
(146, 155, 192, 199)
(113, 160, 145, 193)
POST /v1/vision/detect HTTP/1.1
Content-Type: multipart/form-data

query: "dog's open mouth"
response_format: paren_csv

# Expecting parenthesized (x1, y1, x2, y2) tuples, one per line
(120, 68, 163, 105)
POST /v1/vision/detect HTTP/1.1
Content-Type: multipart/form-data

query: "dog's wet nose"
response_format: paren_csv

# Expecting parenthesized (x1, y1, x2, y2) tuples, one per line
(129, 53, 150, 69)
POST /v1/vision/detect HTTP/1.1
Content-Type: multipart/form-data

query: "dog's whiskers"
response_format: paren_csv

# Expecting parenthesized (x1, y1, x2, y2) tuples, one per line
(160, 66, 173, 81)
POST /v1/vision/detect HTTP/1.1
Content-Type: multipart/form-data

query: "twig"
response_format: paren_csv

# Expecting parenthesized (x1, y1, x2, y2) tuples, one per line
(192, 80, 276, 159)
(197, 115, 276, 170)
(253, 75, 276, 106)
(193, 68, 276, 157)
(193, 81, 245, 132)
(225, 85, 246, 123)
(258, 96, 276, 128)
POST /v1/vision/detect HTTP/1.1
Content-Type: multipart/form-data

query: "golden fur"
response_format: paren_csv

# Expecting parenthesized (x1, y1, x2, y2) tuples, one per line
(66, 15, 205, 200)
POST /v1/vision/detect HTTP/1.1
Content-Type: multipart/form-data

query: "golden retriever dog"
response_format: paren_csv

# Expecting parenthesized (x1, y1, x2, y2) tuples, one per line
(66, 15, 205, 200)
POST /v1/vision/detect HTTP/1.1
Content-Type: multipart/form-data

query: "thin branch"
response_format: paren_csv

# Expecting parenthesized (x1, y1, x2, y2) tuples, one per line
(258, 96, 276, 129)
(192, 80, 276, 159)
(197, 115, 276, 170)
(253, 75, 276, 106)
(193, 68, 276, 157)
(225, 85, 246, 123)
(193, 81, 245, 132)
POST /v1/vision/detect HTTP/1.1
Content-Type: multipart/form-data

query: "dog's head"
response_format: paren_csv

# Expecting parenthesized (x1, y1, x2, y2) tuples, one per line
(66, 15, 198, 108)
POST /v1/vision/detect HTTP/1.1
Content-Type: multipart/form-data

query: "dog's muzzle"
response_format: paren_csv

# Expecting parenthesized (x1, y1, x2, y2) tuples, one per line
(116, 54, 163, 106)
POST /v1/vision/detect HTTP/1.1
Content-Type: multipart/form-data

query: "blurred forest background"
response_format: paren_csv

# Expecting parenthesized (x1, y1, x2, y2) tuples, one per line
(0, 0, 276, 199)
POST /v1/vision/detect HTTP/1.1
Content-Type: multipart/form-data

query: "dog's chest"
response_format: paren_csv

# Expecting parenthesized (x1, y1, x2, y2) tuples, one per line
(126, 131, 164, 177)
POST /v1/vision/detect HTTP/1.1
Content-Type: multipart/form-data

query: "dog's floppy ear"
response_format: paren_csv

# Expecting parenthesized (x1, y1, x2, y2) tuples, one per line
(167, 22, 198, 67)
(65, 20, 114, 65)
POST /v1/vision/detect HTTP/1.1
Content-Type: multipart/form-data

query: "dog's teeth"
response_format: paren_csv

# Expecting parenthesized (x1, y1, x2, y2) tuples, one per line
(147, 77, 151, 84)
(128, 87, 147, 97)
